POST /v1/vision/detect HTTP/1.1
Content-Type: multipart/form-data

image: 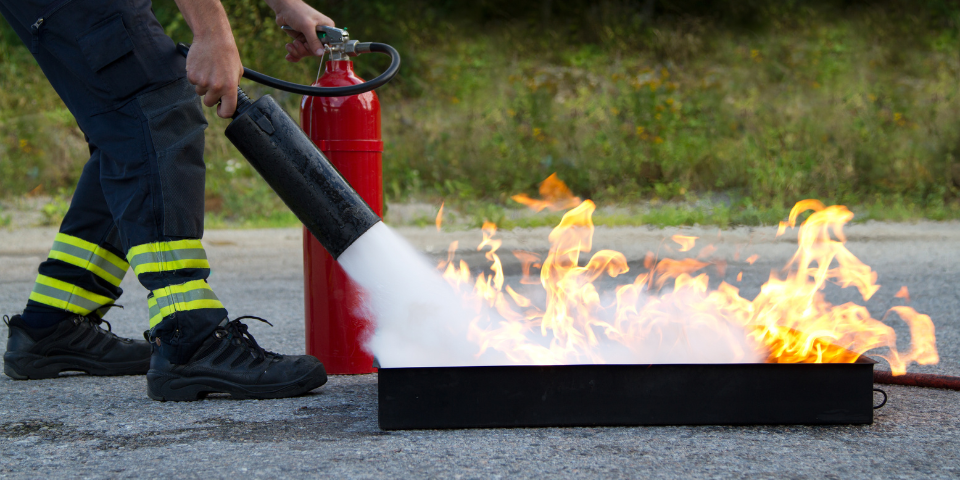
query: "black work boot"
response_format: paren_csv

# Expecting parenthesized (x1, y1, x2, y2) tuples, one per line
(147, 316, 327, 401)
(3, 314, 152, 380)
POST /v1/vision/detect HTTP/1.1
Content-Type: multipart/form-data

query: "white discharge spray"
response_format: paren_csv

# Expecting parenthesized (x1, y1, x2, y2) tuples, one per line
(337, 222, 762, 368)
(338, 222, 484, 367)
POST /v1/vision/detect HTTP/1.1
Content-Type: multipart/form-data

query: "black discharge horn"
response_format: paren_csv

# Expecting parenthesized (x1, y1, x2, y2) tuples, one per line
(225, 95, 381, 258)
(176, 30, 400, 258)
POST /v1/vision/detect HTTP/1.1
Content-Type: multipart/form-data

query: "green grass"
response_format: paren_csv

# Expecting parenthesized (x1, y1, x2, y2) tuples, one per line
(383, 7, 960, 208)
(204, 210, 300, 229)
(3, 1, 960, 228)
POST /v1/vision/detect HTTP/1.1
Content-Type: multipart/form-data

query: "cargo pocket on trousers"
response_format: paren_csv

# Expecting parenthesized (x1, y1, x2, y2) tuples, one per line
(139, 78, 209, 239)
(77, 13, 148, 100)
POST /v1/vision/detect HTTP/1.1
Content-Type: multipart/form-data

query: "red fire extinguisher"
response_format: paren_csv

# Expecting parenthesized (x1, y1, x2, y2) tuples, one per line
(300, 28, 384, 374)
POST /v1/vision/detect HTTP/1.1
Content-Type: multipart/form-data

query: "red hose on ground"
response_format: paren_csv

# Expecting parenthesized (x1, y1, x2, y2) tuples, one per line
(874, 371, 960, 391)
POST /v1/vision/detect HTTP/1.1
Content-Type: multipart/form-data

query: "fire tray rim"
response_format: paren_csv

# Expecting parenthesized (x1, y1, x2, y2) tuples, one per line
(378, 355, 879, 370)
(377, 357, 876, 430)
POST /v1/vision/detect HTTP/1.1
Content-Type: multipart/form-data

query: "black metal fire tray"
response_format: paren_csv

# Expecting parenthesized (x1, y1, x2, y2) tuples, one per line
(378, 357, 877, 430)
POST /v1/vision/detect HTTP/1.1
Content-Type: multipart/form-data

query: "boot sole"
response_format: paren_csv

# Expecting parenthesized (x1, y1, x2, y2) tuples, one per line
(146, 363, 328, 401)
(3, 351, 150, 380)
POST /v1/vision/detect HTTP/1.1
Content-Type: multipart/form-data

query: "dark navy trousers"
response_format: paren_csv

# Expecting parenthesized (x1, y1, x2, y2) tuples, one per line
(0, 0, 227, 363)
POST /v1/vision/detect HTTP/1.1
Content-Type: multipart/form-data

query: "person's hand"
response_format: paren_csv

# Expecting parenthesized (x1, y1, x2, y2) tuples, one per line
(185, 26, 244, 118)
(175, 0, 245, 118)
(269, 0, 335, 63)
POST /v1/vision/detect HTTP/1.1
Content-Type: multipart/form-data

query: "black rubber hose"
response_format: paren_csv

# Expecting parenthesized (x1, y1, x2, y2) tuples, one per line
(175, 42, 400, 97)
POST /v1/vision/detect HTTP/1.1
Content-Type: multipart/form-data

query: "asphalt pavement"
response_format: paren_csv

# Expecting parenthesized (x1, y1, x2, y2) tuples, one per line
(0, 221, 958, 479)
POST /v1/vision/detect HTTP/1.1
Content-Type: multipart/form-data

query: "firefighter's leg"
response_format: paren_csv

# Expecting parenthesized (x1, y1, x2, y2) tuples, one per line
(0, 0, 222, 365)
(0, 1, 128, 326)
(116, 77, 228, 365)
(21, 142, 128, 327)
(3, 140, 154, 380)
(2, 0, 326, 396)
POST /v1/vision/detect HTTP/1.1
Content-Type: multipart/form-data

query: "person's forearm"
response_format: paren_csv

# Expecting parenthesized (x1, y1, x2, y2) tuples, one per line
(263, 0, 295, 13)
(174, 0, 234, 40)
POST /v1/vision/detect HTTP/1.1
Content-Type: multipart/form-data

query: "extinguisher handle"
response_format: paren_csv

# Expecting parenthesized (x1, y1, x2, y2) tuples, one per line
(175, 42, 191, 59)
(175, 42, 401, 98)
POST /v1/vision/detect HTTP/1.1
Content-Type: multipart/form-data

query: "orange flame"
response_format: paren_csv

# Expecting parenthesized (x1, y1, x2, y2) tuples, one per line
(895, 286, 910, 302)
(777, 221, 788, 237)
(672, 235, 698, 252)
(437, 177, 938, 374)
(511, 173, 582, 212)
(512, 250, 543, 285)
(436, 202, 444, 231)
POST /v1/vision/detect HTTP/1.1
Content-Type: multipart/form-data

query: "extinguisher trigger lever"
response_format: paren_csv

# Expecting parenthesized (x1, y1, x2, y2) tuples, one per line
(281, 25, 360, 60)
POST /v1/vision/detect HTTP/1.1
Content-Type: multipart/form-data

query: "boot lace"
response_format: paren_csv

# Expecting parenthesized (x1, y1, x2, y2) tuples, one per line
(224, 316, 280, 361)
(80, 304, 124, 335)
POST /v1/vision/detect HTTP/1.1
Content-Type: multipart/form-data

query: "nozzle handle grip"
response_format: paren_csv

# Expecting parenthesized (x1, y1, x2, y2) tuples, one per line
(175, 42, 190, 58)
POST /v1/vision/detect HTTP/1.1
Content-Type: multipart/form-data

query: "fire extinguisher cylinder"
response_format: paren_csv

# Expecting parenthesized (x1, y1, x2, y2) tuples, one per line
(224, 94, 381, 258)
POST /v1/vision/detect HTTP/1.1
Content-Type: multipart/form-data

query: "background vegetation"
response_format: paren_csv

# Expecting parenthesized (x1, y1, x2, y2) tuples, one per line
(3, 0, 960, 227)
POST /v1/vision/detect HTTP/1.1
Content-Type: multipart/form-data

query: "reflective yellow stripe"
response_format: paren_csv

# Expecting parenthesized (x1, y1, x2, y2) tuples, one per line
(147, 299, 224, 327)
(148, 296, 162, 327)
(35, 274, 114, 305)
(48, 234, 129, 287)
(132, 258, 209, 275)
(147, 279, 224, 328)
(152, 279, 213, 297)
(127, 240, 209, 275)
(54, 234, 128, 271)
(128, 239, 204, 257)
(28, 292, 88, 315)
(47, 251, 124, 287)
(93, 305, 113, 319)
(29, 274, 114, 315)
